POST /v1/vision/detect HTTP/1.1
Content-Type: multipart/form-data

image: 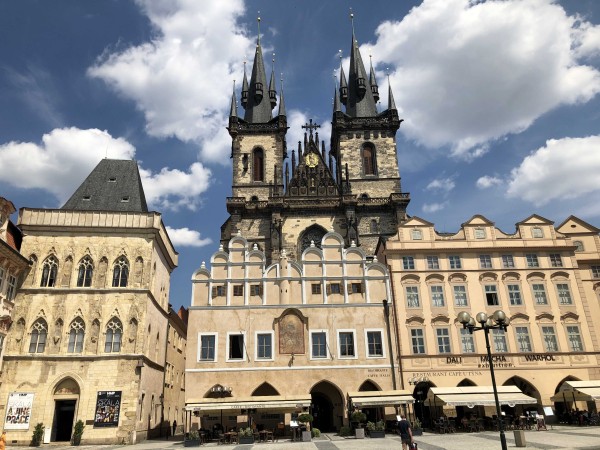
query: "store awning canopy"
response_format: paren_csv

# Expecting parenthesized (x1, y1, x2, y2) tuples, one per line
(550, 380, 600, 402)
(348, 390, 414, 407)
(426, 386, 537, 407)
(186, 395, 312, 412)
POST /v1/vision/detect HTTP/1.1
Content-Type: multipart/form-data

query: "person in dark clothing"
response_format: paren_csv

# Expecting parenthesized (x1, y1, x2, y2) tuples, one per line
(397, 414, 413, 450)
(172, 420, 177, 436)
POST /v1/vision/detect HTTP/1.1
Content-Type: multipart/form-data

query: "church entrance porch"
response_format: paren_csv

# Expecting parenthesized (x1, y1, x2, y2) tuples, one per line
(53, 399, 76, 441)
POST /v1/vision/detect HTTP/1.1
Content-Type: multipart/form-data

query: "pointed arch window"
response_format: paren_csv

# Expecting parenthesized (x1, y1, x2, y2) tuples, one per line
(40, 256, 58, 287)
(104, 317, 123, 353)
(362, 144, 377, 176)
(253, 148, 264, 182)
(112, 257, 129, 287)
(29, 319, 48, 353)
(68, 318, 85, 353)
(77, 256, 94, 287)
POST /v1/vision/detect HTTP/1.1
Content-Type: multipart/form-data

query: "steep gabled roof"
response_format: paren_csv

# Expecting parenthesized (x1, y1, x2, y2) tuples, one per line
(61, 159, 148, 212)
(402, 216, 434, 227)
(461, 214, 495, 227)
(516, 214, 554, 226)
(556, 215, 600, 234)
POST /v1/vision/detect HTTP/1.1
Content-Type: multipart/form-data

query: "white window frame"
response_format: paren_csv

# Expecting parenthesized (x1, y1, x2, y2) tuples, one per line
(364, 328, 386, 359)
(531, 283, 548, 305)
(459, 327, 476, 353)
(555, 283, 573, 305)
(565, 325, 584, 352)
(197, 332, 218, 362)
(430, 284, 445, 307)
(309, 329, 330, 360)
(410, 328, 426, 355)
(452, 285, 468, 307)
(549, 254, 563, 268)
(448, 255, 462, 269)
(226, 331, 246, 362)
(591, 266, 600, 278)
(541, 325, 559, 352)
(436, 328, 452, 354)
(426, 256, 439, 270)
(507, 284, 522, 306)
(514, 326, 532, 352)
(479, 254, 493, 269)
(6, 274, 17, 300)
(402, 256, 415, 270)
(0, 266, 5, 294)
(502, 254, 515, 269)
(526, 254, 539, 268)
(484, 284, 500, 306)
(337, 329, 357, 360)
(492, 328, 509, 353)
(255, 330, 274, 361)
(405, 285, 420, 308)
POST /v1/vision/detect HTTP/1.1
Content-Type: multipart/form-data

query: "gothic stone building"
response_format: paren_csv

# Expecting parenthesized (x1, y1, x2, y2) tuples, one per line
(0, 160, 182, 445)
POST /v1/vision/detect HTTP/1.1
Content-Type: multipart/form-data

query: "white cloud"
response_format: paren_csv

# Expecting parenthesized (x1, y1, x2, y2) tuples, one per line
(368, 0, 600, 159)
(506, 135, 600, 206)
(422, 201, 448, 213)
(88, 0, 254, 163)
(0, 127, 212, 210)
(476, 175, 503, 189)
(286, 110, 332, 160)
(165, 226, 212, 248)
(426, 177, 455, 194)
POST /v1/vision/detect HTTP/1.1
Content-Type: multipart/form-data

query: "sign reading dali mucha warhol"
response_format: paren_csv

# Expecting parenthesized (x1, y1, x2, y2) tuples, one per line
(4, 393, 34, 430)
(94, 391, 122, 427)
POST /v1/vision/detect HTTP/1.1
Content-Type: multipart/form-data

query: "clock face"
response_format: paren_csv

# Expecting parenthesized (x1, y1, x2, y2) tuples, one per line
(305, 153, 319, 168)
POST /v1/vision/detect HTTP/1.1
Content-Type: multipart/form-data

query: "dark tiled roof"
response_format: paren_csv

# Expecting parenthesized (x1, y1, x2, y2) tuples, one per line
(61, 159, 148, 212)
(6, 221, 22, 250)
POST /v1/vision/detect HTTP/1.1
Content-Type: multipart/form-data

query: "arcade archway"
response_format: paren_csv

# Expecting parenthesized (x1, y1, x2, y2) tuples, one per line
(412, 380, 436, 429)
(504, 376, 542, 415)
(310, 381, 344, 432)
(358, 380, 382, 423)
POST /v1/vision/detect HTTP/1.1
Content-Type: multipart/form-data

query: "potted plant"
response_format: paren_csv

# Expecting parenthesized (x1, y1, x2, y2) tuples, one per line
(298, 413, 314, 442)
(351, 411, 367, 439)
(71, 420, 85, 446)
(411, 417, 423, 436)
(238, 427, 254, 445)
(31, 423, 44, 447)
(367, 420, 386, 438)
(183, 430, 201, 447)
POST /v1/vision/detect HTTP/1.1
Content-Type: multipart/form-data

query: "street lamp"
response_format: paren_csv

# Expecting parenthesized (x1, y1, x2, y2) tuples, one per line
(457, 310, 510, 450)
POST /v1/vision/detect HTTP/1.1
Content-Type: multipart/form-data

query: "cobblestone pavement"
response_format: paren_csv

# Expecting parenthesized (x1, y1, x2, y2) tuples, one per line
(6, 426, 600, 450)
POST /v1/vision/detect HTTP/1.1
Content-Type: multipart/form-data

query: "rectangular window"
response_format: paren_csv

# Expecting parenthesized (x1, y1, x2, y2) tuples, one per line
(328, 283, 341, 294)
(448, 256, 462, 269)
(492, 328, 508, 353)
(485, 284, 499, 306)
(406, 286, 420, 308)
(311, 332, 327, 359)
(430, 285, 445, 307)
(6, 275, 17, 300)
(411, 229, 423, 240)
(228, 334, 244, 360)
(566, 325, 584, 352)
(436, 328, 451, 354)
(502, 255, 515, 269)
(541, 326, 559, 352)
(460, 328, 475, 353)
(311, 283, 321, 295)
(233, 285, 243, 296)
(350, 282, 363, 294)
(250, 284, 263, 296)
(556, 283, 573, 305)
(532, 284, 548, 305)
(410, 329, 425, 354)
(474, 228, 486, 239)
(526, 254, 539, 268)
(0, 267, 5, 293)
(507, 284, 522, 306)
(212, 285, 225, 297)
(402, 256, 415, 270)
(549, 254, 563, 267)
(199, 334, 216, 361)
(515, 326, 532, 352)
(256, 333, 272, 359)
(453, 285, 468, 307)
(427, 256, 439, 270)
(366, 331, 383, 357)
(479, 255, 492, 269)
(591, 266, 600, 278)
(339, 331, 355, 358)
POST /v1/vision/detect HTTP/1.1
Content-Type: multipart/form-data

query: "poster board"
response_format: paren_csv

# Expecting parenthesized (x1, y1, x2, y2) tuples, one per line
(94, 391, 122, 427)
(4, 392, 34, 430)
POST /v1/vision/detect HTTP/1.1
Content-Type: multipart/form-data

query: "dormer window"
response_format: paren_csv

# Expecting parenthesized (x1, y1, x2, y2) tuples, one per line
(83, 196, 91, 201)
(411, 229, 423, 240)
(532, 227, 543, 238)
(121, 196, 130, 203)
(474, 228, 486, 239)
(108, 177, 117, 182)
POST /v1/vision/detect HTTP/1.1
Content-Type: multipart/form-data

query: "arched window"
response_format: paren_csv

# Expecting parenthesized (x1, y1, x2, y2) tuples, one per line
(362, 144, 377, 176)
(29, 319, 48, 353)
(68, 318, 85, 353)
(298, 225, 327, 255)
(112, 257, 129, 287)
(253, 148, 264, 182)
(40, 256, 58, 287)
(77, 256, 94, 287)
(104, 317, 123, 353)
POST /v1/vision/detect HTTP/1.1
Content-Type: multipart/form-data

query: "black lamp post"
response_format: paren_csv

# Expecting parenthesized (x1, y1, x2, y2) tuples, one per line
(457, 310, 510, 450)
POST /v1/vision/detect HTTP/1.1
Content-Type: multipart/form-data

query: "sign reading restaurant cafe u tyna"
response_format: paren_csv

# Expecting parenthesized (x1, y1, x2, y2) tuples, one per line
(94, 391, 122, 428)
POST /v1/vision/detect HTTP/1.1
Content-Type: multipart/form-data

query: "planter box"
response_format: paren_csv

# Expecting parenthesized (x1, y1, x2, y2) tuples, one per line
(239, 436, 254, 444)
(183, 439, 201, 447)
(369, 430, 385, 438)
(302, 430, 312, 442)
(355, 428, 365, 439)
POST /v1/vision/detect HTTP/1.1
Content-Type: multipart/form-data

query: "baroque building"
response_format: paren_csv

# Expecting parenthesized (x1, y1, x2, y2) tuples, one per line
(185, 21, 412, 434)
(380, 214, 600, 425)
(0, 160, 183, 445)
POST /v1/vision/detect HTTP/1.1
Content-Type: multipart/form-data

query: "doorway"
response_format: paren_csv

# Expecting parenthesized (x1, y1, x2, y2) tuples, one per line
(311, 392, 333, 432)
(54, 400, 76, 441)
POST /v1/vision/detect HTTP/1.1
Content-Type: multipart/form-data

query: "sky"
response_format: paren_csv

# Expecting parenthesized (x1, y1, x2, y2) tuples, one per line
(1, 0, 600, 311)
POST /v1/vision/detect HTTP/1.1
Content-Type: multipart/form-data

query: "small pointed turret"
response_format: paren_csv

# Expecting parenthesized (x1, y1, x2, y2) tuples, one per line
(339, 50, 348, 105)
(387, 73, 397, 111)
(278, 75, 286, 117)
(269, 53, 277, 109)
(369, 55, 379, 103)
(241, 62, 248, 109)
(243, 16, 273, 123)
(229, 80, 238, 118)
(333, 84, 342, 113)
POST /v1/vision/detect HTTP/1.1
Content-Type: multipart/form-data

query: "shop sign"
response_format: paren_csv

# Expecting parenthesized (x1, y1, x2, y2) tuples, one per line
(94, 391, 121, 428)
(4, 392, 34, 430)
(478, 355, 513, 368)
(523, 354, 557, 362)
(445, 357, 462, 364)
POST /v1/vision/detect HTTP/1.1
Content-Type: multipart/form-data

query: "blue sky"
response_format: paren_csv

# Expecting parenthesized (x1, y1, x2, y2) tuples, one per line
(1, 0, 599, 311)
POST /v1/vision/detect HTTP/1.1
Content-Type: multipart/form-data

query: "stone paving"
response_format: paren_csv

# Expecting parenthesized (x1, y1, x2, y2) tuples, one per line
(6, 426, 600, 449)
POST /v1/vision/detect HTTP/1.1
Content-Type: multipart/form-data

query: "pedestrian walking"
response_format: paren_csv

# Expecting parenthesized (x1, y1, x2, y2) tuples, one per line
(172, 419, 177, 436)
(397, 415, 414, 450)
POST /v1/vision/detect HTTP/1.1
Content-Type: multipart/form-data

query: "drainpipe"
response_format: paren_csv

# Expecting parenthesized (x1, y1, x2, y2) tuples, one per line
(383, 300, 397, 390)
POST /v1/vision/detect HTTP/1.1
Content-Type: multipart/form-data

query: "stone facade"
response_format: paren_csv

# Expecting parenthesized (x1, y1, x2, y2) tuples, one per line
(0, 202, 181, 444)
(380, 214, 600, 426)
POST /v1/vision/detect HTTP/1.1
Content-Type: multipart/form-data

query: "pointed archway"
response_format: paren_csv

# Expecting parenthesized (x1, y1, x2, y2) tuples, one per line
(504, 376, 542, 415)
(412, 380, 436, 429)
(252, 382, 280, 396)
(358, 380, 382, 423)
(52, 377, 80, 442)
(310, 380, 344, 432)
(553, 375, 582, 419)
